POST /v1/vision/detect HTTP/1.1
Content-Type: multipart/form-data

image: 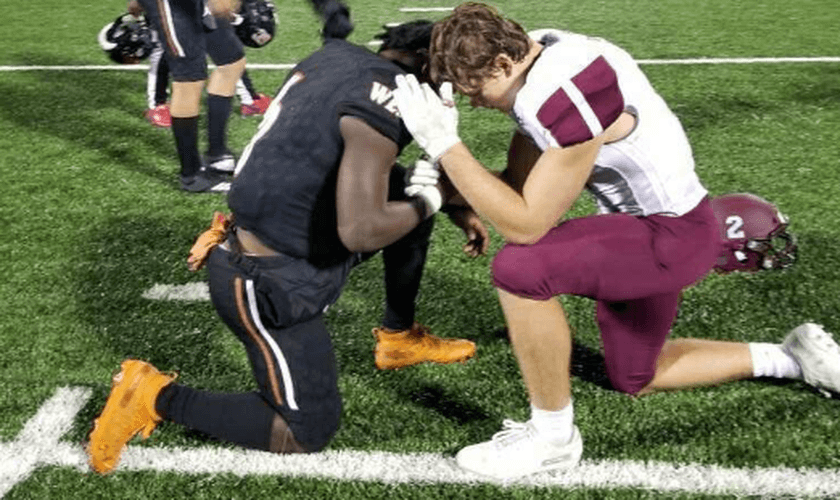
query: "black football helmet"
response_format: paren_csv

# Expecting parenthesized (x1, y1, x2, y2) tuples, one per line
(233, 0, 277, 48)
(97, 13, 155, 64)
(710, 193, 797, 273)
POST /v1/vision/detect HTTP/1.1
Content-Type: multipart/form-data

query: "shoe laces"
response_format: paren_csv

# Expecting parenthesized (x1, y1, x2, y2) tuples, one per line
(491, 419, 537, 450)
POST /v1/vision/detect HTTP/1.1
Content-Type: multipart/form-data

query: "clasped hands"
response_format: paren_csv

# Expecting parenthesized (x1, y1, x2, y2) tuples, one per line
(393, 74, 461, 163)
(396, 74, 462, 217)
(395, 75, 487, 255)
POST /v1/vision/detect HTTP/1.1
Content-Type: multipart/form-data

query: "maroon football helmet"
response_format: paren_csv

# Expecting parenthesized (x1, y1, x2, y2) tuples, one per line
(710, 193, 797, 273)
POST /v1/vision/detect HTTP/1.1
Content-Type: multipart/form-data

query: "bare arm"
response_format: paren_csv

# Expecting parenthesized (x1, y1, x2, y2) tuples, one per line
(439, 137, 601, 245)
(335, 115, 426, 252)
(500, 130, 542, 194)
(206, 0, 239, 17)
(126, 0, 143, 16)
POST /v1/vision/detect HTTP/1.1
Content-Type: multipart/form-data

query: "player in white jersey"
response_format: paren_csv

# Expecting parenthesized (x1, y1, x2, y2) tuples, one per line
(514, 28, 707, 217)
(392, 2, 840, 481)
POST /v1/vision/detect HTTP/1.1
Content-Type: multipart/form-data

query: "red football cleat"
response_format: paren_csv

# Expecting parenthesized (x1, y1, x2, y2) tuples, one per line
(240, 93, 272, 116)
(144, 103, 171, 128)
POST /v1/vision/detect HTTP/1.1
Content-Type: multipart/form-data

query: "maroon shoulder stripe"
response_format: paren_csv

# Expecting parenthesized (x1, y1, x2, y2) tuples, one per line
(537, 89, 592, 147)
(571, 55, 624, 130)
(536, 56, 624, 147)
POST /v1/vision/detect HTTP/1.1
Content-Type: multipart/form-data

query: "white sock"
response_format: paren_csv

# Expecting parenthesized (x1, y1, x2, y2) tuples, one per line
(529, 400, 574, 444)
(236, 79, 253, 106)
(749, 342, 802, 379)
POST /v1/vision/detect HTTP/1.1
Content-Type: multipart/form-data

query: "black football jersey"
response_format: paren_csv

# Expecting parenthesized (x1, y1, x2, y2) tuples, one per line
(228, 40, 412, 267)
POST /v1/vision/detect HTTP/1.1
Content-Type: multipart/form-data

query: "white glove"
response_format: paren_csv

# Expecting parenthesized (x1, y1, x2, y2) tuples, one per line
(393, 74, 461, 162)
(405, 158, 440, 187)
(404, 158, 442, 218)
(405, 184, 443, 219)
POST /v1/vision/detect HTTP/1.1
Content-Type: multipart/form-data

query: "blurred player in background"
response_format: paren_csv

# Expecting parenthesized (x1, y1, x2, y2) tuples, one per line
(101, 2, 271, 129)
(140, 48, 270, 128)
(231, 0, 274, 116)
(125, 0, 246, 193)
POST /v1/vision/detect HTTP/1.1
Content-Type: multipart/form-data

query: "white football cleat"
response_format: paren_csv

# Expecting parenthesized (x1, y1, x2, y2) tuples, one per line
(782, 323, 840, 398)
(455, 419, 583, 480)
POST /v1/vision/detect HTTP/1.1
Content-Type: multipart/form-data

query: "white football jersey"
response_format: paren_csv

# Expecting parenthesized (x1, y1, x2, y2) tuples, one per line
(512, 29, 707, 216)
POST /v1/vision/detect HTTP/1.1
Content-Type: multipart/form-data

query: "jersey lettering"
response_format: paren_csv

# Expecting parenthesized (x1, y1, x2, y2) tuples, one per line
(369, 81, 399, 115)
(537, 56, 624, 147)
(370, 81, 391, 105)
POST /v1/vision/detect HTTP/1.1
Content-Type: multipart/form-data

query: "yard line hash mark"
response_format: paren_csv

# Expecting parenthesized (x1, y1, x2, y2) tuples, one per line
(1, 387, 839, 498)
(142, 282, 209, 302)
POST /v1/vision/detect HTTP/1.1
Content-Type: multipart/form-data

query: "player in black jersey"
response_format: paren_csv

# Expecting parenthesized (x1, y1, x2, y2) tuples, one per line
(87, 7, 488, 473)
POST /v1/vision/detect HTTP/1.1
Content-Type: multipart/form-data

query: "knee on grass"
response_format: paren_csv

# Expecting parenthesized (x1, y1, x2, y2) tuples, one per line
(605, 366, 655, 396)
(275, 402, 341, 453)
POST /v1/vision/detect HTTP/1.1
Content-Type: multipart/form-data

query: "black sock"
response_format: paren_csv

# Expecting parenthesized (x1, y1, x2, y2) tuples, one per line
(155, 57, 169, 105)
(155, 384, 277, 451)
(379, 169, 436, 330)
(381, 216, 434, 330)
(171, 116, 202, 177)
(206, 94, 233, 158)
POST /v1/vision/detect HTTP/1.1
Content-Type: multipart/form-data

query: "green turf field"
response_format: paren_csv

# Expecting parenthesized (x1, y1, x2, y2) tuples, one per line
(1, 0, 839, 498)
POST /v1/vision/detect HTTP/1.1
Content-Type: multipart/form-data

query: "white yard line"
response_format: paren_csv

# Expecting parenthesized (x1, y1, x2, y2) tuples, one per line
(142, 282, 209, 302)
(0, 63, 296, 71)
(0, 387, 91, 497)
(1, 56, 839, 72)
(636, 56, 840, 65)
(1, 387, 839, 498)
(398, 6, 454, 12)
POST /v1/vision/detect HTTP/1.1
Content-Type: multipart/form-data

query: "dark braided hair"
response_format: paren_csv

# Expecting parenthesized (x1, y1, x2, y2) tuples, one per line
(373, 20, 434, 79)
(375, 20, 433, 52)
(310, 0, 354, 39)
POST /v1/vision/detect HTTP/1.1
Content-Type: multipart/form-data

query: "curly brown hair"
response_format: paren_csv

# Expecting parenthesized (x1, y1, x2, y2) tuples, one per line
(429, 3, 531, 94)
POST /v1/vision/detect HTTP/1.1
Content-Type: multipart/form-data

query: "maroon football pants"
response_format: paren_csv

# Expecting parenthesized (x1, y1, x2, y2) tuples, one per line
(492, 198, 719, 394)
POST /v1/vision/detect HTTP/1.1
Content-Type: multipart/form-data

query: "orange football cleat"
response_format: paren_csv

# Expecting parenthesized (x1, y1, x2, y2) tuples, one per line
(373, 322, 476, 370)
(87, 359, 176, 475)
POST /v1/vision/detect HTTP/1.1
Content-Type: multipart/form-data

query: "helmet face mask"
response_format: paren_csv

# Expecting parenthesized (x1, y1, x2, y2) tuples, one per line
(233, 0, 277, 48)
(748, 223, 797, 270)
(711, 193, 798, 273)
(98, 13, 155, 64)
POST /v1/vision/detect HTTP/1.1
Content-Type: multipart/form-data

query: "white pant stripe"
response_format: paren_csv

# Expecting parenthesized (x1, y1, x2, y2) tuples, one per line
(245, 279, 299, 411)
(160, 0, 186, 57)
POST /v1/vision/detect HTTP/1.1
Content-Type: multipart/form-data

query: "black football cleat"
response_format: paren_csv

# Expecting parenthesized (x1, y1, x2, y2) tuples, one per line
(180, 169, 231, 193)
